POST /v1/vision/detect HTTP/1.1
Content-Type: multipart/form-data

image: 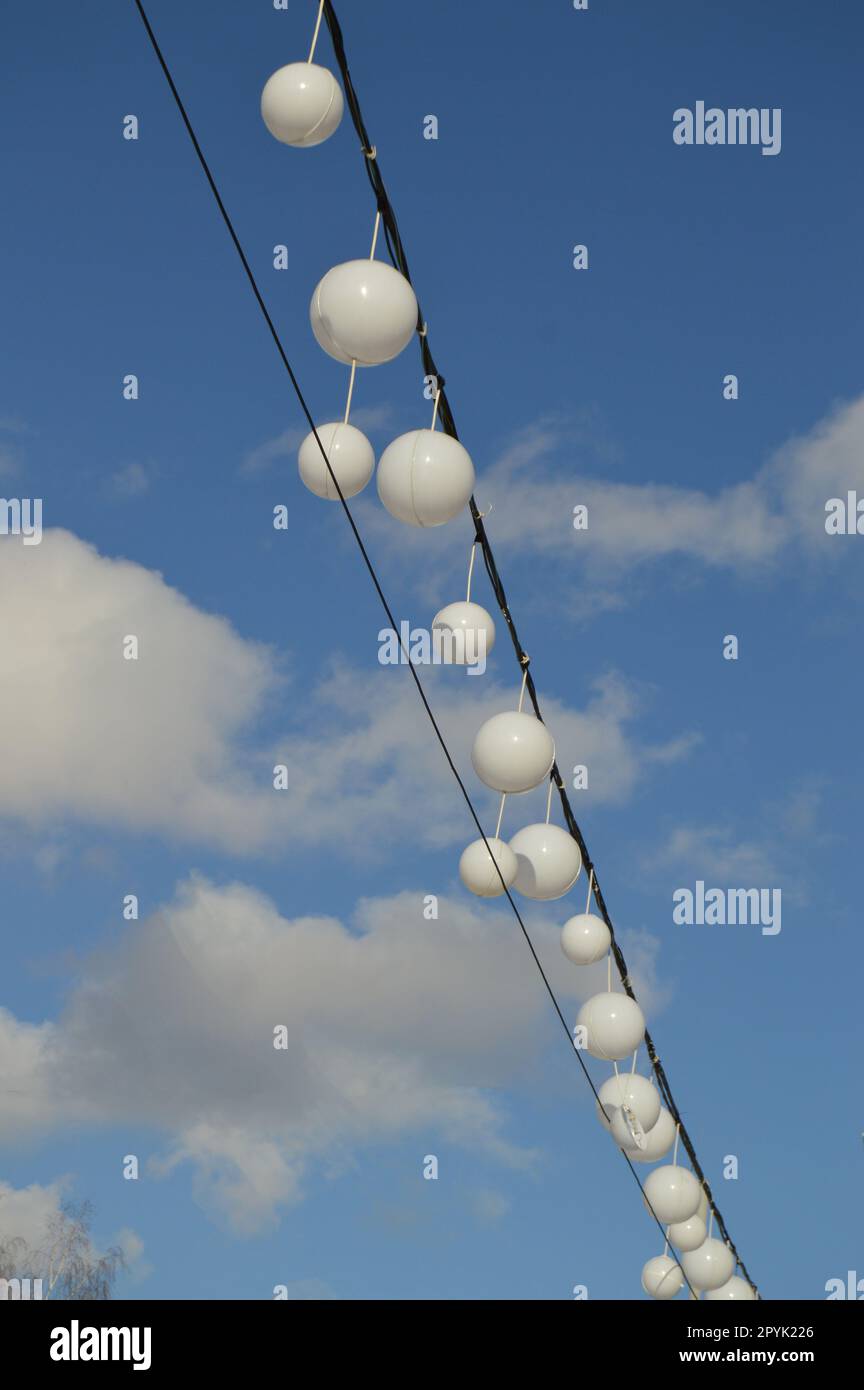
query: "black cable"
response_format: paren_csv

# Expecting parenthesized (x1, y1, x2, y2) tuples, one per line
(131, 0, 753, 1298)
(322, 0, 758, 1297)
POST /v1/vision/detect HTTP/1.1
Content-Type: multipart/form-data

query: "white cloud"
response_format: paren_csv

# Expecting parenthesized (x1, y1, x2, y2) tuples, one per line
(0, 1179, 66, 1254)
(357, 395, 864, 586)
(108, 462, 151, 499)
(0, 877, 667, 1234)
(652, 825, 780, 883)
(0, 530, 690, 856)
(0, 1179, 147, 1283)
(0, 529, 279, 853)
(271, 664, 696, 853)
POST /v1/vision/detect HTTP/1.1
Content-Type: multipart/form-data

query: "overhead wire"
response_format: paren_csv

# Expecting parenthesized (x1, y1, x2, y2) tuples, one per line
(131, 0, 757, 1297)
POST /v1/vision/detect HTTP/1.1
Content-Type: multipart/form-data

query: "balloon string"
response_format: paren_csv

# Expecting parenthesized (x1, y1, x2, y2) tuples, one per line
(466, 542, 477, 604)
(343, 359, 357, 424)
(369, 209, 381, 260)
(545, 777, 554, 825)
(494, 793, 506, 840)
(308, 0, 325, 63)
(517, 668, 528, 713)
(584, 865, 595, 914)
(430, 386, 440, 431)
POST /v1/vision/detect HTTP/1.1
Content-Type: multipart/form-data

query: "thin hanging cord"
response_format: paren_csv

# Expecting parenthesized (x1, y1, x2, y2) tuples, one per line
(343, 358, 357, 424)
(307, 0, 325, 65)
(319, 0, 757, 1297)
(130, 0, 745, 1298)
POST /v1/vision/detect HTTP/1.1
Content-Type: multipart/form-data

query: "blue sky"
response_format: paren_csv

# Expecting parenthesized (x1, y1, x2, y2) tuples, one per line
(1, 0, 862, 1300)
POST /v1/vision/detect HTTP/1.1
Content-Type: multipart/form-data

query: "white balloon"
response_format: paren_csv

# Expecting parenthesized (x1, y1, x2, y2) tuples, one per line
(377, 430, 475, 526)
(595, 1073, 660, 1140)
(561, 912, 611, 965)
(311, 261, 418, 366)
(471, 711, 554, 793)
(576, 991, 645, 1061)
(667, 1215, 708, 1252)
(509, 823, 582, 901)
(641, 1255, 684, 1300)
(431, 601, 496, 665)
(704, 1275, 757, 1301)
(643, 1165, 702, 1225)
(681, 1239, 736, 1291)
(297, 422, 374, 500)
(626, 1106, 676, 1163)
(261, 63, 344, 147)
(458, 837, 518, 898)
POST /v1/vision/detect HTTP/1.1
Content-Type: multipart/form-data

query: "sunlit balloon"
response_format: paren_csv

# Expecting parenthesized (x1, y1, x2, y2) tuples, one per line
(297, 422, 374, 499)
(642, 1165, 702, 1225)
(561, 911, 611, 965)
(261, 62, 344, 147)
(641, 1255, 684, 1300)
(458, 836, 518, 898)
(509, 823, 582, 901)
(681, 1239, 735, 1292)
(595, 1073, 660, 1142)
(471, 711, 554, 793)
(311, 261, 418, 366)
(377, 430, 474, 526)
(576, 991, 645, 1061)
(431, 601, 496, 666)
(667, 1215, 707, 1253)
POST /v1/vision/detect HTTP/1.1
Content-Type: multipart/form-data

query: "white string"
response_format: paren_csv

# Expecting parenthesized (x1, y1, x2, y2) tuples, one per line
(343, 359, 357, 424)
(466, 543, 477, 604)
(369, 209, 381, 260)
(584, 865, 595, 914)
(307, 0, 325, 63)
(673, 1123, 681, 1167)
(494, 793, 506, 840)
(430, 387, 441, 431)
(545, 777, 554, 825)
(517, 668, 528, 713)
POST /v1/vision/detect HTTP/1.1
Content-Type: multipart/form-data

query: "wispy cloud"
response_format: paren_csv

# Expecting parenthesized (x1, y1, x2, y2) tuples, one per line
(0, 877, 669, 1234)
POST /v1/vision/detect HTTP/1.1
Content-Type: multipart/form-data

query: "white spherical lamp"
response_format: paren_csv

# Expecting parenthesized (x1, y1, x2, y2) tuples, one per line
(561, 912, 611, 965)
(667, 1215, 707, 1253)
(377, 430, 475, 526)
(310, 261, 418, 366)
(459, 837, 518, 898)
(626, 1106, 676, 1163)
(576, 991, 645, 1061)
(431, 601, 496, 665)
(681, 1239, 735, 1292)
(704, 1275, 756, 1301)
(508, 823, 582, 901)
(471, 711, 554, 793)
(595, 1073, 660, 1140)
(643, 1165, 702, 1225)
(641, 1255, 684, 1300)
(297, 422, 374, 500)
(261, 63, 344, 148)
